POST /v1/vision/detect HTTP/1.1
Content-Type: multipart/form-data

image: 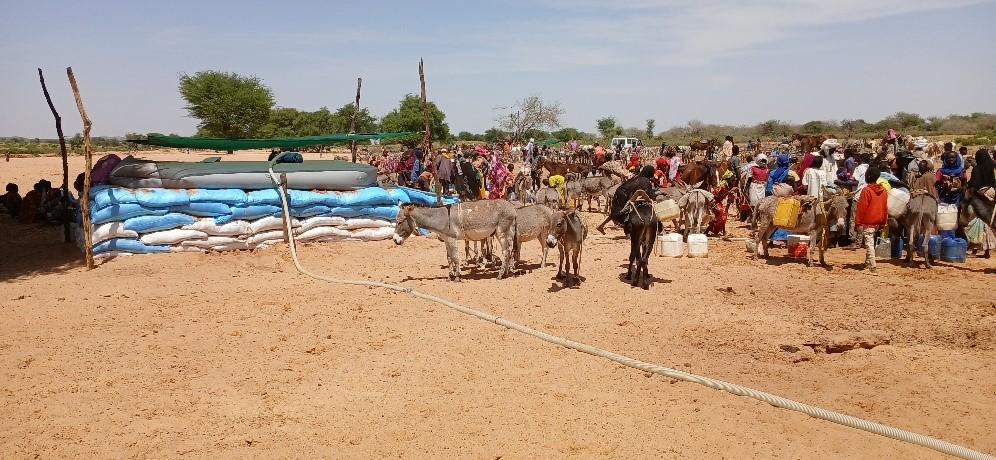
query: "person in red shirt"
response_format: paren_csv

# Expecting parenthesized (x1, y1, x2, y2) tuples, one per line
(855, 166, 888, 274)
(593, 142, 606, 164)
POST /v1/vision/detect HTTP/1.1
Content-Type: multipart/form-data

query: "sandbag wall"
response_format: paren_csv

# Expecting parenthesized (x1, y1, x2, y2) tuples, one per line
(79, 185, 454, 258)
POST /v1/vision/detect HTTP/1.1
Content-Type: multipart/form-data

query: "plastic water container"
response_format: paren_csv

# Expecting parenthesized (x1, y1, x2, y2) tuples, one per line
(938, 229, 956, 239)
(658, 233, 684, 257)
(875, 238, 892, 259)
(789, 243, 809, 258)
(890, 237, 905, 258)
(787, 234, 811, 247)
(936, 204, 958, 231)
(687, 233, 709, 258)
(927, 235, 942, 260)
(940, 237, 968, 263)
(887, 188, 911, 218)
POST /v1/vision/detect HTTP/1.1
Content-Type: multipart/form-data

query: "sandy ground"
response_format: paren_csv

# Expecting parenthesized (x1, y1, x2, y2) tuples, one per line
(1, 154, 995, 459)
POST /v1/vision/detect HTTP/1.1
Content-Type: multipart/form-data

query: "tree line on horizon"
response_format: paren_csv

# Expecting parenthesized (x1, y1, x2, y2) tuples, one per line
(4, 71, 994, 156)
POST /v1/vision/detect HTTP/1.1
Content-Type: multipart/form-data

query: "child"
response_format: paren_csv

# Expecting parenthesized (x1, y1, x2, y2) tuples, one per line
(855, 166, 888, 274)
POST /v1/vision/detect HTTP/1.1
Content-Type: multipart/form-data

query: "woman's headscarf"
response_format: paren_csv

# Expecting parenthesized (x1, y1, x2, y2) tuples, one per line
(939, 151, 964, 177)
(969, 149, 995, 189)
(770, 153, 791, 182)
(797, 152, 817, 175)
(754, 153, 768, 165)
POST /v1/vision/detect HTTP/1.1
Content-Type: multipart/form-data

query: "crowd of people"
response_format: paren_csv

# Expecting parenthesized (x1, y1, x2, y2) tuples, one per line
(0, 174, 83, 226)
(716, 134, 995, 272)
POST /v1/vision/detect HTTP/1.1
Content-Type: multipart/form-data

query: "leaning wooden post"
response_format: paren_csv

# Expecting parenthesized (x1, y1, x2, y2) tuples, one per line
(38, 68, 71, 243)
(349, 77, 362, 163)
(418, 58, 441, 205)
(67, 67, 94, 269)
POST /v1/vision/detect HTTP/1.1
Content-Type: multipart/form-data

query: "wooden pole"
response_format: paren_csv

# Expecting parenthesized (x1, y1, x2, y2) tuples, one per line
(349, 77, 362, 163)
(418, 59, 441, 205)
(38, 68, 71, 243)
(67, 67, 94, 270)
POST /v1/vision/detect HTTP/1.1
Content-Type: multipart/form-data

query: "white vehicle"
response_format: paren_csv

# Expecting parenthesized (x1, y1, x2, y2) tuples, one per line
(611, 137, 642, 151)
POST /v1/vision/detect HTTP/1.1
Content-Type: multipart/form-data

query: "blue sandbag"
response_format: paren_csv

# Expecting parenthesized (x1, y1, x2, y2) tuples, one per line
(122, 213, 196, 233)
(93, 238, 171, 255)
(188, 188, 247, 204)
(320, 192, 344, 207)
(91, 203, 168, 225)
(135, 188, 190, 208)
(386, 188, 411, 204)
(288, 189, 330, 207)
(215, 205, 283, 224)
(329, 206, 399, 220)
(401, 187, 459, 206)
(339, 187, 392, 207)
(170, 202, 232, 217)
(90, 185, 137, 210)
(290, 205, 332, 218)
(246, 189, 282, 206)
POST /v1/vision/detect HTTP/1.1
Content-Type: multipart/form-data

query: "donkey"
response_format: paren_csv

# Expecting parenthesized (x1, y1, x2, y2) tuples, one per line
(393, 200, 517, 281)
(512, 204, 559, 268)
(534, 187, 563, 209)
(552, 209, 587, 285)
(753, 189, 851, 267)
(904, 193, 939, 268)
(676, 187, 714, 238)
(580, 176, 616, 212)
(623, 190, 659, 289)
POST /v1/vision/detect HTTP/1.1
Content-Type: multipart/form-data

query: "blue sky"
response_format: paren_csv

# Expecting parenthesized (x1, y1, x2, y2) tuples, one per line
(2, 0, 995, 138)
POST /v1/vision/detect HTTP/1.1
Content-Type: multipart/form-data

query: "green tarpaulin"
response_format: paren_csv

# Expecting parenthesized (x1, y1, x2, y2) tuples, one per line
(133, 132, 419, 151)
(540, 139, 563, 146)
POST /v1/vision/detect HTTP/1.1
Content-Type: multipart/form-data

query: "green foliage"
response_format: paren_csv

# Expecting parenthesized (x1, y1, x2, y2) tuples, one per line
(800, 120, 837, 134)
(379, 94, 450, 147)
(482, 128, 506, 143)
(456, 131, 483, 141)
(178, 71, 274, 138)
(551, 127, 582, 142)
(645, 119, 656, 139)
(596, 117, 622, 139)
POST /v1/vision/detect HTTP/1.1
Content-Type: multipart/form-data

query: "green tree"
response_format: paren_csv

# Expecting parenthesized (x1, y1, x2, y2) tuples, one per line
(178, 71, 274, 138)
(456, 131, 482, 141)
(379, 94, 450, 147)
(551, 127, 582, 142)
(330, 103, 377, 133)
(801, 120, 832, 134)
(596, 117, 620, 139)
(645, 119, 656, 139)
(483, 128, 506, 143)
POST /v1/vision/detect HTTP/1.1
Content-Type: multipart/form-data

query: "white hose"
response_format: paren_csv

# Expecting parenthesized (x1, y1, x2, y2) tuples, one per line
(266, 164, 993, 460)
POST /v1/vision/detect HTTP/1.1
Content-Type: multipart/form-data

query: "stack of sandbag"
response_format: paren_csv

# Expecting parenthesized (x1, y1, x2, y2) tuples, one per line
(82, 185, 455, 258)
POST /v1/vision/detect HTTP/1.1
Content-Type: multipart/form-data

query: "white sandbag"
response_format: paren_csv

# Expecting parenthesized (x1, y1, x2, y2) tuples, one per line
(248, 230, 286, 245)
(92, 221, 139, 244)
(180, 236, 241, 248)
(140, 229, 208, 245)
(182, 218, 251, 236)
(350, 226, 396, 241)
(209, 242, 254, 251)
(249, 215, 300, 234)
(297, 226, 353, 242)
(170, 246, 205, 253)
(339, 218, 394, 230)
(94, 251, 134, 261)
(297, 216, 347, 233)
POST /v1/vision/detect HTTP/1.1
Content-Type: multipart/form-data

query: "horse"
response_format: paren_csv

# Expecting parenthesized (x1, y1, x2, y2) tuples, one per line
(679, 161, 720, 191)
(552, 209, 587, 285)
(393, 200, 517, 281)
(622, 190, 658, 290)
(753, 189, 851, 267)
